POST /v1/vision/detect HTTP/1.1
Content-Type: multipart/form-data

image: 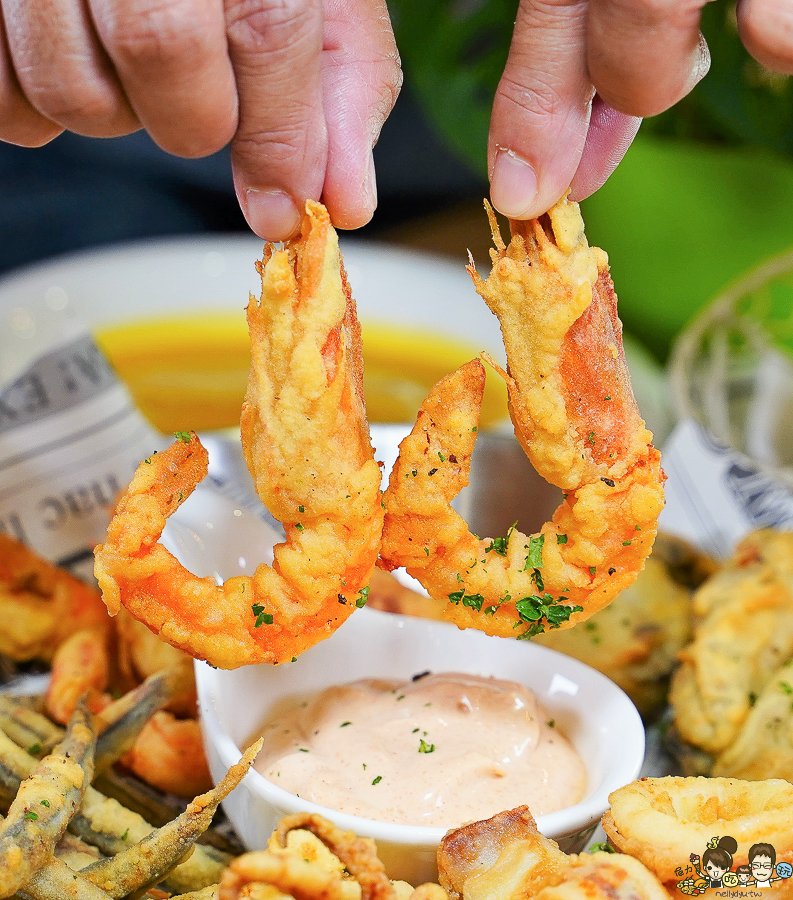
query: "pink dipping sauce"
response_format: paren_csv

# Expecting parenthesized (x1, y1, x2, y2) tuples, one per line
(253, 672, 587, 827)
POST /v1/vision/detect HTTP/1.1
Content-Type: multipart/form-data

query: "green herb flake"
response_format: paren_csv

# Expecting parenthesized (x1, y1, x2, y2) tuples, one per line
(295, 523, 304, 531)
(396, 694, 406, 701)
(252, 603, 274, 627)
(340, 721, 352, 727)
(438, 451, 446, 462)
(525, 534, 545, 569)
(418, 738, 436, 753)
(547, 719, 555, 728)
(24, 811, 38, 821)
(40, 799, 50, 808)
(471, 426, 478, 432)
(174, 431, 191, 443)
(372, 775, 382, 785)
(588, 432, 596, 444)
(589, 842, 615, 854)
(299, 748, 309, 753)
(556, 533, 568, 545)
(448, 590, 485, 612)
(356, 586, 370, 608)
(27, 743, 41, 755)
(121, 829, 129, 841)
(298, 505, 305, 513)
(749, 691, 758, 706)
(781, 682, 793, 695)
(622, 540, 632, 546)
(589, 567, 596, 577)
(486, 536, 507, 556)
(291, 657, 297, 662)
(412, 727, 420, 733)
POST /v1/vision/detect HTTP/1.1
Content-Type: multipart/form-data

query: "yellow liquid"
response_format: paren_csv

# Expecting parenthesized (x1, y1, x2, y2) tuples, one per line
(95, 312, 508, 434)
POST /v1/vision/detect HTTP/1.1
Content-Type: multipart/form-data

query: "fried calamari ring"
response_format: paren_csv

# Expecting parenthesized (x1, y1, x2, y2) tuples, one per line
(602, 776, 793, 885)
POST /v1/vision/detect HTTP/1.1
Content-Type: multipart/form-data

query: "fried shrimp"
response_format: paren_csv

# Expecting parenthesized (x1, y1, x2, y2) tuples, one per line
(380, 196, 664, 638)
(94, 202, 383, 668)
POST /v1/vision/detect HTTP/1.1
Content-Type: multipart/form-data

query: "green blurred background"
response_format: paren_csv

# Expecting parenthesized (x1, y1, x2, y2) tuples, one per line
(390, 0, 793, 362)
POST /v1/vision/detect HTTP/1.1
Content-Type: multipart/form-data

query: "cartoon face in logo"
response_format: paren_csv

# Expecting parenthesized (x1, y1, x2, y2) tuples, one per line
(749, 844, 776, 886)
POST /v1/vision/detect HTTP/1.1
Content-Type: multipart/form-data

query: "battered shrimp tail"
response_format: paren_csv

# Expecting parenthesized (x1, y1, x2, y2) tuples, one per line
(380, 195, 664, 637)
(94, 202, 384, 669)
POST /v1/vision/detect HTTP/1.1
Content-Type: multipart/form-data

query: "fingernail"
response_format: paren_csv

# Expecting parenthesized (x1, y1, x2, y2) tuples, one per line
(490, 148, 538, 218)
(244, 189, 301, 241)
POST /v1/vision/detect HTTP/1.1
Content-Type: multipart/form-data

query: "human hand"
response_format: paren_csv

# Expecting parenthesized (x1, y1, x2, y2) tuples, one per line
(0, 0, 402, 240)
(488, 0, 793, 220)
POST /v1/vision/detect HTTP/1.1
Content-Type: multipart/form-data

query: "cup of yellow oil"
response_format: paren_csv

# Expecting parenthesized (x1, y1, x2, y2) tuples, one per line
(95, 312, 508, 434)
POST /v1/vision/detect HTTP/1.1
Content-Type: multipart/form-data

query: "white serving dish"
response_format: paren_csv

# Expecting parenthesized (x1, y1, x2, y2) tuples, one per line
(177, 484, 644, 885)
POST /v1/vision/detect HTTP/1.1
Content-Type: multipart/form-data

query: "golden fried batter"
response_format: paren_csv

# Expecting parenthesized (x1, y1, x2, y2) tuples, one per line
(380, 196, 664, 639)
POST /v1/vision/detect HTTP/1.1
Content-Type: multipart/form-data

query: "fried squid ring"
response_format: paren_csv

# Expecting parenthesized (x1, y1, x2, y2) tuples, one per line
(95, 202, 383, 668)
(380, 196, 664, 638)
(602, 776, 793, 885)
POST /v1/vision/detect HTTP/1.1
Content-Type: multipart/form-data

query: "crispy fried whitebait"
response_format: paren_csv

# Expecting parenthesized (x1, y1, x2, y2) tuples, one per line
(0, 699, 95, 897)
(95, 202, 383, 668)
(380, 197, 664, 637)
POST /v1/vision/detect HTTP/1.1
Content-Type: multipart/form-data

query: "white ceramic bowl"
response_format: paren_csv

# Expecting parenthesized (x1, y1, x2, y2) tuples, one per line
(196, 609, 644, 884)
(182, 488, 644, 886)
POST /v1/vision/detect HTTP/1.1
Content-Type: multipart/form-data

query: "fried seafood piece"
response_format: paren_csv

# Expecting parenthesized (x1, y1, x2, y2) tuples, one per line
(437, 806, 668, 900)
(0, 533, 109, 662)
(95, 201, 383, 669)
(602, 776, 793, 886)
(380, 196, 664, 637)
(535, 533, 713, 717)
(670, 530, 793, 759)
(0, 699, 95, 897)
(220, 814, 442, 900)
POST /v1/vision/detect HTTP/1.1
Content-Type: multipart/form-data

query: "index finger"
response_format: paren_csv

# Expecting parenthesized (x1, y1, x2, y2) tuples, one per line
(488, 0, 592, 220)
(225, 0, 328, 241)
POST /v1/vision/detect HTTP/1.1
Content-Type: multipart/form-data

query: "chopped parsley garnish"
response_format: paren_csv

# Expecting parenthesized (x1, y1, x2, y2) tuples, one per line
(40, 799, 50, 807)
(524, 534, 545, 570)
(291, 657, 297, 662)
(588, 431, 596, 444)
(174, 431, 191, 443)
(484, 605, 499, 616)
(299, 748, 309, 753)
(749, 691, 758, 706)
(472, 426, 478, 432)
(298, 505, 305, 513)
(372, 775, 382, 785)
(622, 540, 632, 546)
(589, 567, 596, 577)
(412, 727, 420, 733)
(556, 533, 568, 544)
(418, 739, 436, 753)
(27, 743, 41, 755)
(515, 593, 583, 638)
(340, 721, 352, 727)
(438, 452, 446, 462)
(252, 603, 274, 627)
(781, 682, 793, 695)
(121, 829, 129, 841)
(397, 694, 405, 701)
(24, 811, 38, 821)
(589, 842, 615, 854)
(635, 525, 642, 531)
(295, 523, 304, 531)
(486, 536, 507, 556)
(547, 719, 555, 728)
(448, 590, 485, 611)
(356, 586, 370, 608)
